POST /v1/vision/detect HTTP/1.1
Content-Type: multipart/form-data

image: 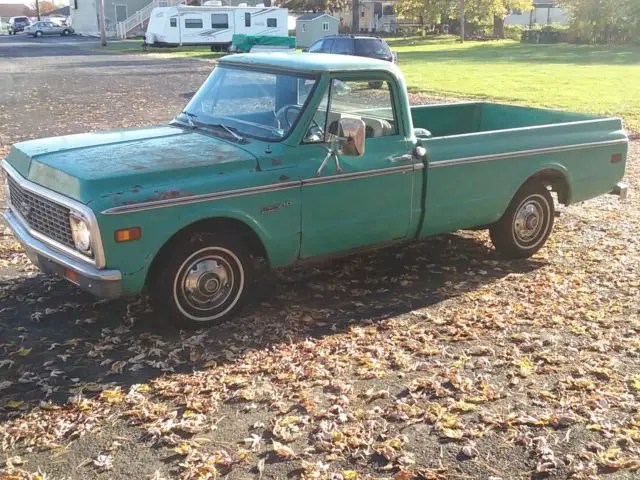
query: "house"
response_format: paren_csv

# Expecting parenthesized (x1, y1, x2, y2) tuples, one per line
(295, 13, 338, 48)
(505, 2, 568, 26)
(70, 0, 160, 36)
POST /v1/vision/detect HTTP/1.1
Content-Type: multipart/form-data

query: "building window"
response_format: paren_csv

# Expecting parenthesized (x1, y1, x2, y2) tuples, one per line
(115, 4, 128, 23)
(511, 8, 523, 15)
(185, 18, 203, 28)
(211, 13, 228, 29)
(170, 17, 177, 27)
(267, 18, 277, 27)
(245, 12, 251, 27)
(301, 23, 306, 32)
(74, 0, 78, 10)
(361, 10, 365, 17)
(322, 22, 329, 31)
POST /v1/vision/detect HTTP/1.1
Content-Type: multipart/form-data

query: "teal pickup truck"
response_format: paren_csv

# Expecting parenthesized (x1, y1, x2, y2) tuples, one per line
(2, 53, 629, 327)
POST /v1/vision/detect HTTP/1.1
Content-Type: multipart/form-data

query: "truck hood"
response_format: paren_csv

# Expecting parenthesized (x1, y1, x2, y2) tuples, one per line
(5, 125, 258, 204)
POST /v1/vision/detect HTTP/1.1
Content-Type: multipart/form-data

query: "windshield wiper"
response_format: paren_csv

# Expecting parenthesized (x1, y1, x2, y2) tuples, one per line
(208, 123, 244, 142)
(179, 111, 197, 128)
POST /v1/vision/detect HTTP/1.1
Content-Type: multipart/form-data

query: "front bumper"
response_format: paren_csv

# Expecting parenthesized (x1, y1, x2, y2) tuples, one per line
(3, 208, 123, 298)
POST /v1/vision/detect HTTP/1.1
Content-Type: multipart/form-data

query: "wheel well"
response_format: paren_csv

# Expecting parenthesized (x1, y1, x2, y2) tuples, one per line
(528, 169, 570, 205)
(145, 217, 268, 288)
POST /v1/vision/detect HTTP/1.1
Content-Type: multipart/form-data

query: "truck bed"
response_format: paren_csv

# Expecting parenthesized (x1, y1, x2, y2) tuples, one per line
(409, 102, 628, 238)
(410, 102, 599, 138)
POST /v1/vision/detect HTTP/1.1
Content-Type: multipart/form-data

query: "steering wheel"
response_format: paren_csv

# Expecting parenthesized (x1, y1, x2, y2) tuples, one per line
(275, 104, 322, 133)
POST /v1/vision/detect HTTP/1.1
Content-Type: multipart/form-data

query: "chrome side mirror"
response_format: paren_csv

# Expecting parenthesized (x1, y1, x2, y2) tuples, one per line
(337, 118, 365, 157)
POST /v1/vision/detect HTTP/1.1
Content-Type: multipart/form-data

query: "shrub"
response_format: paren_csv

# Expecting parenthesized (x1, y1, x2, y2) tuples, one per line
(504, 24, 524, 40)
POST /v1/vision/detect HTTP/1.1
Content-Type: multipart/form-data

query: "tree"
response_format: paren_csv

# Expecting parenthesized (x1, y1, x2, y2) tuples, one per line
(463, 0, 531, 38)
(26, 0, 56, 18)
(395, 0, 456, 27)
(562, 0, 640, 44)
(281, 0, 349, 14)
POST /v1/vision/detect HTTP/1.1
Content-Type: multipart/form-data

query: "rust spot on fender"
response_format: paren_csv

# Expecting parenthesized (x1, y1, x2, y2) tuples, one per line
(279, 175, 290, 181)
(271, 158, 283, 166)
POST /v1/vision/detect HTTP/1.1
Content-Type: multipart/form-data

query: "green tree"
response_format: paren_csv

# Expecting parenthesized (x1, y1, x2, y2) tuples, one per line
(463, 0, 531, 38)
(562, 0, 640, 43)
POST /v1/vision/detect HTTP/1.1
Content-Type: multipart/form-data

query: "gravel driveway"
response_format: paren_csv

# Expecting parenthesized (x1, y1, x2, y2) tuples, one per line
(0, 41, 639, 480)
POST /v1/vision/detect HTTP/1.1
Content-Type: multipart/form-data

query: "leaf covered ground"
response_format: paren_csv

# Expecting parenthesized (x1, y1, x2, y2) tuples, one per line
(0, 44, 639, 480)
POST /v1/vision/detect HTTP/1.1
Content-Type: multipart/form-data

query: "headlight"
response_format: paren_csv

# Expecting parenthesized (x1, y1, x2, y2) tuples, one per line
(70, 215, 92, 254)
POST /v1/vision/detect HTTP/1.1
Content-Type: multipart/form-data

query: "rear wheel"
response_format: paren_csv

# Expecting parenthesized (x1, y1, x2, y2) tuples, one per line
(35, 31, 43, 37)
(489, 181, 554, 259)
(62, 29, 70, 36)
(150, 231, 252, 329)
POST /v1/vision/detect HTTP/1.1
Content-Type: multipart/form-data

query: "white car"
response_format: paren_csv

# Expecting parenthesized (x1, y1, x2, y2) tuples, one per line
(24, 20, 74, 37)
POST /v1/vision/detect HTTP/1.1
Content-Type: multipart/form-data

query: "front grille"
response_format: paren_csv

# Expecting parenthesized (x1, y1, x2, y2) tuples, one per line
(7, 176, 75, 249)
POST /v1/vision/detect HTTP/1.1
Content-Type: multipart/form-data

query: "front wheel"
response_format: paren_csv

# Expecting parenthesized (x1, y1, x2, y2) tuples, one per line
(35, 31, 43, 37)
(489, 181, 554, 259)
(62, 29, 70, 36)
(150, 232, 252, 329)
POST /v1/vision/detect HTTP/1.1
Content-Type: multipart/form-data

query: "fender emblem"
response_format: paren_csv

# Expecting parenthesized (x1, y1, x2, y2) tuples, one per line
(260, 200, 292, 215)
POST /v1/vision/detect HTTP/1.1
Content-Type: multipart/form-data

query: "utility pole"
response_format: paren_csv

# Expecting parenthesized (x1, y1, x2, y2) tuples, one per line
(459, 0, 464, 42)
(99, 0, 107, 46)
(35, 0, 40, 21)
(352, 0, 359, 34)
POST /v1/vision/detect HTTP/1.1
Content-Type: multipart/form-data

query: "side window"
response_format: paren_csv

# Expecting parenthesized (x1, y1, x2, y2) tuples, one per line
(308, 40, 324, 53)
(170, 17, 177, 27)
(185, 18, 203, 28)
(245, 12, 251, 27)
(267, 18, 277, 28)
(327, 79, 397, 138)
(331, 37, 352, 55)
(211, 13, 228, 28)
(320, 38, 334, 52)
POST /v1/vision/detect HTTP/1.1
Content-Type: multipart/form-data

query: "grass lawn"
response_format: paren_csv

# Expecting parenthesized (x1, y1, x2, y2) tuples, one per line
(388, 35, 640, 131)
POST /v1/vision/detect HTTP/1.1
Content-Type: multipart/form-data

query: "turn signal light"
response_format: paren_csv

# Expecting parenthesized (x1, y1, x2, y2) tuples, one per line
(611, 153, 622, 163)
(115, 227, 142, 243)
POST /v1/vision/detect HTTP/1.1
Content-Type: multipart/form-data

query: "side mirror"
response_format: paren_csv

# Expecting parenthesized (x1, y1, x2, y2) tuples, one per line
(337, 118, 366, 157)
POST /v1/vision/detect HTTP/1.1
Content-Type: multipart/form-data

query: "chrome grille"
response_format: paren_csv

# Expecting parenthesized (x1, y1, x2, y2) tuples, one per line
(7, 176, 75, 249)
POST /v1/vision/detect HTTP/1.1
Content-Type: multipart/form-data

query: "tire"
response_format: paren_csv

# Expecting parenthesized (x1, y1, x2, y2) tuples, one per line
(368, 81, 383, 89)
(35, 31, 43, 37)
(489, 181, 554, 259)
(62, 29, 70, 36)
(150, 231, 252, 329)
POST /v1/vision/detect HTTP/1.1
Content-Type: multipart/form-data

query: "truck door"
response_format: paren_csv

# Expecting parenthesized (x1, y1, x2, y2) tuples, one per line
(299, 77, 414, 258)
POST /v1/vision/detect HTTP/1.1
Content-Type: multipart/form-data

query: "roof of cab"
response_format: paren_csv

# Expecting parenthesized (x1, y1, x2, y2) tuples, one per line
(219, 52, 401, 76)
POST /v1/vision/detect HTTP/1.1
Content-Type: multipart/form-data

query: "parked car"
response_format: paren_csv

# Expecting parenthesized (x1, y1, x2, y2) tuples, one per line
(2, 53, 629, 328)
(306, 35, 397, 88)
(24, 20, 73, 37)
(7, 16, 30, 35)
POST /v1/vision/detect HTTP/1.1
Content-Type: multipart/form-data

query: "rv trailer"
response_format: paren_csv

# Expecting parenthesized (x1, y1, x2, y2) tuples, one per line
(144, 5, 289, 50)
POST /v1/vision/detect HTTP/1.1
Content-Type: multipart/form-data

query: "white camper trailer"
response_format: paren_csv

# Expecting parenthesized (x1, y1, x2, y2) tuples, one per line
(144, 5, 289, 50)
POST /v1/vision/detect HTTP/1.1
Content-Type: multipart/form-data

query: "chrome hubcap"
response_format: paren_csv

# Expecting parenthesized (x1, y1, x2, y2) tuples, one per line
(513, 200, 544, 244)
(181, 256, 233, 311)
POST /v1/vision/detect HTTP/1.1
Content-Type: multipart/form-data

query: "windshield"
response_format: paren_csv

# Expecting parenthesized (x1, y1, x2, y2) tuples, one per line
(180, 66, 319, 142)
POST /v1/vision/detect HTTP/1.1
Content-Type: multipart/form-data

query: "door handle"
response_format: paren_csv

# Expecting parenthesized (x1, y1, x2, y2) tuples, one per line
(389, 154, 412, 163)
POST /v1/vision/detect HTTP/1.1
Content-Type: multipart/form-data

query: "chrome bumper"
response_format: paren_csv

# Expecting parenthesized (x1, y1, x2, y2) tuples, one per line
(3, 208, 123, 298)
(610, 181, 628, 200)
